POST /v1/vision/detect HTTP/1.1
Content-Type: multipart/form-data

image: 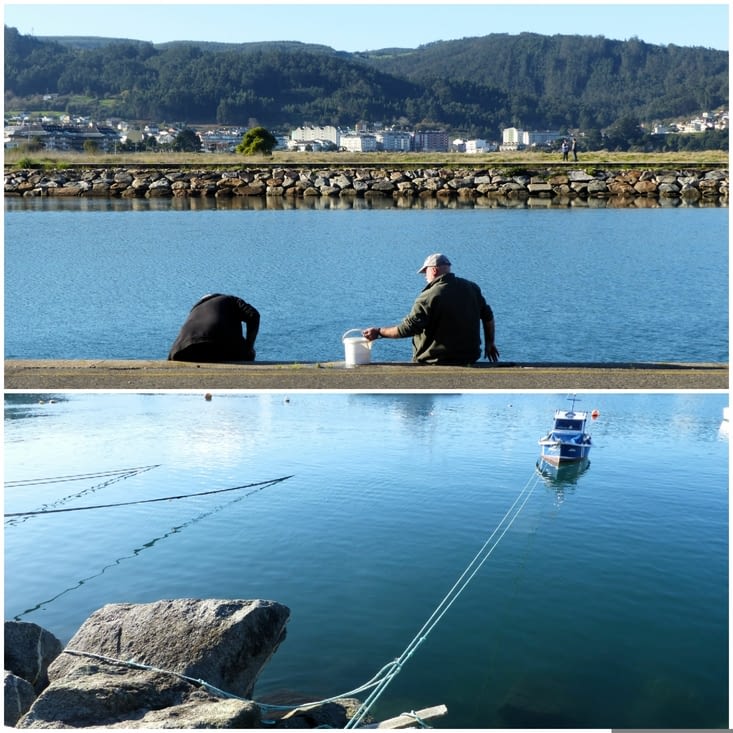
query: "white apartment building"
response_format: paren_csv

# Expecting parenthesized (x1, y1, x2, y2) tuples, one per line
(465, 138, 497, 153)
(340, 133, 378, 152)
(501, 127, 562, 150)
(501, 127, 523, 149)
(680, 118, 707, 133)
(287, 139, 329, 152)
(376, 129, 412, 152)
(290, 125, 340, 146)
(525, 130, 562, 146)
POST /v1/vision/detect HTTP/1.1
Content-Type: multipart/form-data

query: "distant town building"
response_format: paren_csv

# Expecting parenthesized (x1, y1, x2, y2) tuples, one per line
(4, 122, 121, 151)
(376, 129, 413, 152)
(287, 138, 331, 152)
(465, 138, 497, 153)
(413, 130, 450, 153)
(340, 133, 378, 152)
(651, 123, 678, 135)
(500, 127, 524, 150)
(199, 127, 247, 152)
(524, 130, 562, 147)
(291, 125, 340, 147)
(501, 127, 562, 150)
(117, 123, 145, 147)
(155, 129, 178, 147)
(679, 118, 708, 133)
(5, 108, 727, 156)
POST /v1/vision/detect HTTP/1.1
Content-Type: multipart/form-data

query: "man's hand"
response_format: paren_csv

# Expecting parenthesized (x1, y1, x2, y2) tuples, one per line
(485, 344, 500, 362)
(362, 327, 381, 342)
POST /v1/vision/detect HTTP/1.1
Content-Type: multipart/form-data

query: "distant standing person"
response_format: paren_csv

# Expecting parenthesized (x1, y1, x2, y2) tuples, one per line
(168, 293, 260, 362)
(561, 139, 570, 161)
(571, 137, 578, 161)
(362, 253, 499, 365)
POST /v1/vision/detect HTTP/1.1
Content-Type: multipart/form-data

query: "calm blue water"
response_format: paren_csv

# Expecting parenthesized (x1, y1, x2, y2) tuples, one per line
(4, 200, 728, 362)
(4, 391, 729, 728)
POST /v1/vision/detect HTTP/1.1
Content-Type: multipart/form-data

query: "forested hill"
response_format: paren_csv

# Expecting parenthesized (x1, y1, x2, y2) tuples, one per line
(4, 25, 728, 137)
(359, 33, 728, 131)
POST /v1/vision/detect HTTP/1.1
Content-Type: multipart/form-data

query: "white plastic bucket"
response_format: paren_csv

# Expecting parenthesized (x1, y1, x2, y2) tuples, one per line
(342, 329, 372, 367)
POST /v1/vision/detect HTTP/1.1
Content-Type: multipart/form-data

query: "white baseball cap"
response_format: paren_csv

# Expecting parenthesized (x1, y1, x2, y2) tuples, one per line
(417, 253, 451, 273)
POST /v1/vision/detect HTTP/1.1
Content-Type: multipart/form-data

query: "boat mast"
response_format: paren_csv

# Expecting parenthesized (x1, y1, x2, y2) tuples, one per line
(566, 393, 581, 412)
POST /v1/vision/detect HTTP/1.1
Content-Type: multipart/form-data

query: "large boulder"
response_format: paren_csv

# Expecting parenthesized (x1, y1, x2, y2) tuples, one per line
(4, 621, 64, 693)
(19, 665, 260, 728)
(19, 599, 289, 728)
(5, 672, 37, 726)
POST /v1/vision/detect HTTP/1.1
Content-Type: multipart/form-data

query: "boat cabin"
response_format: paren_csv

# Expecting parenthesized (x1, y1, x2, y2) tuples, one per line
(553, 413, 587, 431)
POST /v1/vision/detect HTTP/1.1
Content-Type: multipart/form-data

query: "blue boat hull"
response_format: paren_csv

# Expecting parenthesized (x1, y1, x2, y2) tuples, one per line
(539, 440, 591, 465)
(536, 456, 590, 484)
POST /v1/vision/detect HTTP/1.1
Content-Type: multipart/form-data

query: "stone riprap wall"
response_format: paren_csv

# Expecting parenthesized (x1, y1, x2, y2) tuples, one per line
(4, 166, 729, 204)
(5, 600, 361, 729)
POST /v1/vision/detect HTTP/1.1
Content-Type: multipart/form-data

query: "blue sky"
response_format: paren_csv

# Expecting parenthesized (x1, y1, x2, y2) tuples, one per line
(3, 2, 729, 51)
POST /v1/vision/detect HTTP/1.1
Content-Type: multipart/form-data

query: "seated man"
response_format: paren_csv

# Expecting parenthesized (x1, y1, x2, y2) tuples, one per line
(362, 253, 499, 365)
(168, 293, 260, 362)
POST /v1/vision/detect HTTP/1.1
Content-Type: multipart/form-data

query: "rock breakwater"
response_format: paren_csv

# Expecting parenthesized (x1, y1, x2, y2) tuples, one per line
(5, 599, 362, 729)
(5, 165, 729, 206)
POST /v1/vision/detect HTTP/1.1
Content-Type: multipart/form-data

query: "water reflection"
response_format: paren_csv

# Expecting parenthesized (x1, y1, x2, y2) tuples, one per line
(347, 392, 465, 424)
(11, 492, 241, 621)
(719, 407, 729, 439)
(4, 464, 161, 527)
(535, 457, 591, 504)
(4, 194, 722, 213)
(8, 475, 290, 622)
(4, 393, 68, 421)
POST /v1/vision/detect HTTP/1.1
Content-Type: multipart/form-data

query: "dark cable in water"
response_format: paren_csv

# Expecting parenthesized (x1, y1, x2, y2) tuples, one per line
(5, 465, 163, 524)
(4, 475, 294, 517)
(5, 465, 162, 487)
(12, 474, 291, 620)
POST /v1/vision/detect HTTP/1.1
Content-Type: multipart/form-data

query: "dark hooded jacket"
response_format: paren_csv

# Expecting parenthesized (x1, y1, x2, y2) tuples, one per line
(168, 293, 260, 362)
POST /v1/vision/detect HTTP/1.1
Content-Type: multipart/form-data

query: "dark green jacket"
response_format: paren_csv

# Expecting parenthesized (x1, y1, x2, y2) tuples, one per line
(396, 273, 493, 364)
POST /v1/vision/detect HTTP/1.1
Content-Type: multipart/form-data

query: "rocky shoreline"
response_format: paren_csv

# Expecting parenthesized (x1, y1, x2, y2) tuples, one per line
(4, 599, 363, 729)
(4, 165, 729, 205)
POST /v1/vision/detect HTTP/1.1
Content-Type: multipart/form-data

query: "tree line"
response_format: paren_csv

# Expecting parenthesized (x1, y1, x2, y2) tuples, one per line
(4, 25, 729, 149)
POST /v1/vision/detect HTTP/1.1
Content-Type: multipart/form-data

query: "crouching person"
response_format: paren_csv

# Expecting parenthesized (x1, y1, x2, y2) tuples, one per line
(168, 293, 260, 362)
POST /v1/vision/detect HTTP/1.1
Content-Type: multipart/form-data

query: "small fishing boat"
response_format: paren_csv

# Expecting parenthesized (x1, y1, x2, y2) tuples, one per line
(538, 395, 593, 465)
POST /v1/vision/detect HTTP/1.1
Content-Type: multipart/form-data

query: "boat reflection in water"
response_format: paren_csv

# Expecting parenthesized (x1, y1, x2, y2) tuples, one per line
(535, 456, 591, 504)
(536, 456, 590, 484)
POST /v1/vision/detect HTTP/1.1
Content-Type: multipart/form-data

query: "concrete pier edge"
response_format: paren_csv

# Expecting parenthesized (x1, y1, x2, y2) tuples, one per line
(4, 359, 729, 391)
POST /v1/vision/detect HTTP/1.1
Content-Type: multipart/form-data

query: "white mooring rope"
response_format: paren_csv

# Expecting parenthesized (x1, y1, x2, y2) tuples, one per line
(59, 470, 541, 728)
(345, 468, 542, 727)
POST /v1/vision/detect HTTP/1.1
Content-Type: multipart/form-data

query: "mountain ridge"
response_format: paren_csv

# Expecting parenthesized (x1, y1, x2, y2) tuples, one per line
(5, 26, 728, 138)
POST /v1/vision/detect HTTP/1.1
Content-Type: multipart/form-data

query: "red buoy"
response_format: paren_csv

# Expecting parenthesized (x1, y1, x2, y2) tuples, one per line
(591, 409, 600, 419)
